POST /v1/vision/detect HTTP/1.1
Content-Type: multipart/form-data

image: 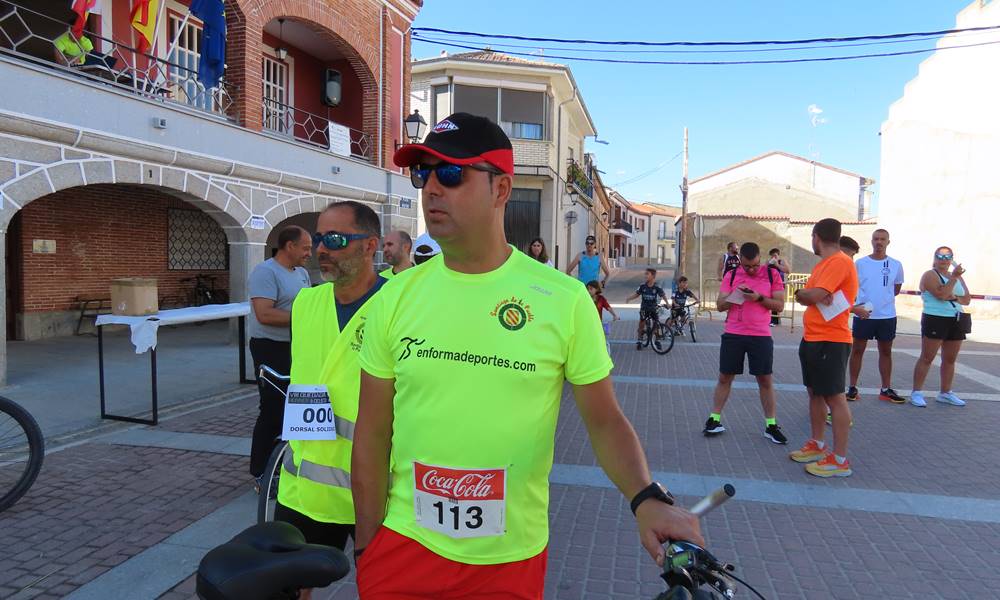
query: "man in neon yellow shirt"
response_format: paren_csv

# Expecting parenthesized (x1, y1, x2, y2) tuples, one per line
(275, 201, 387, 600)
(352, 113, 703, 599)
(378, 230, 412, 279)
(53, 30, 95, 66)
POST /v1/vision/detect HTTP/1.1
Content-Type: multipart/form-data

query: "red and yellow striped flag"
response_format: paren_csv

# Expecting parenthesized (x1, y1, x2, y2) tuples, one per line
(130, 0, 160, 54)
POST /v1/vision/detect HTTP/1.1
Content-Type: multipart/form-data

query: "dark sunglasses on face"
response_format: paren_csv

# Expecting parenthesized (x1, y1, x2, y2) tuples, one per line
(410, 162, 503, 189)
(935, 253, 953, 260)
(312, 231, 370, 250)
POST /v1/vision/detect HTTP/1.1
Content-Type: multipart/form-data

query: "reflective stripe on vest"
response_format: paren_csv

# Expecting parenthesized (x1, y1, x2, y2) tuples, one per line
(282, 444, 351, 489)
(335, 415, 355, 441)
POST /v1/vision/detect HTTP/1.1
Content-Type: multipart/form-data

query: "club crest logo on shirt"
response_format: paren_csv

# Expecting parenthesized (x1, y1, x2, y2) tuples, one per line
(491, 296, 534, 331)
(431, 119, 458, 133)
(350, 318, 366, 352)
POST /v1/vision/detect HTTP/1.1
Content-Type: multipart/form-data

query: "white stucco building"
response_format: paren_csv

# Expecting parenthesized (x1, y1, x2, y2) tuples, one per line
(879, 0, 1000, 316)
(689, 151, 874, 223)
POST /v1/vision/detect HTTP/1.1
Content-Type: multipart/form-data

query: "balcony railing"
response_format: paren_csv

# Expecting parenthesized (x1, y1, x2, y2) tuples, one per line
(611, 220, 634, 233)
(262, 97, 372, 162)
(0, 2, 234, 118)
(657, 233, 675, 240)
(566, 159, 595, 199)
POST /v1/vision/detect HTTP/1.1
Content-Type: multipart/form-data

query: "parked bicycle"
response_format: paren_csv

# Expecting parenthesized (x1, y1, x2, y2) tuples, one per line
(180, 274, 230, 307)
(0, 395, 44, 512)
(256, 365, 290, 523)
(665, 300, 700, 343)
(640, 305, 675, 355)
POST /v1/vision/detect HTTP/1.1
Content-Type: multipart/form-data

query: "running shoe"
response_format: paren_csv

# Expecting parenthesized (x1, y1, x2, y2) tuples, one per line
(879, 388, 905, 404)
(789, 440, 826, 463)
(703, 417, 725, 436)
(845, 386, 859, 402)
(909, 391, 927, 407)
(937, 391, 966, 406)
(764, 424, 788, 445)
(806, 454, 852, 478)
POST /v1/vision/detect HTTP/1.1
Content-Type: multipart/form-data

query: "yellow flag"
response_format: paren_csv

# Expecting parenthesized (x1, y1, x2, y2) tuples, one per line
(130, 0, 160, 54)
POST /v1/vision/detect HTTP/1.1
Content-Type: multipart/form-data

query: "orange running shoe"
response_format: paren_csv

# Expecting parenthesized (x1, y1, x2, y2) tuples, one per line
(806, 453, 852, 477)
(789, 440, 826, 463)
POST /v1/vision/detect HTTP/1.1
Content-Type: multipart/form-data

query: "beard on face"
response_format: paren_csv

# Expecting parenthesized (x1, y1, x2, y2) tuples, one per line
(318, 244, 365, 284)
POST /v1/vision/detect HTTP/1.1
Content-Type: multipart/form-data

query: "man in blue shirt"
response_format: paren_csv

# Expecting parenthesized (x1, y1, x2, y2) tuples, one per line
(566, 235, 611, 286)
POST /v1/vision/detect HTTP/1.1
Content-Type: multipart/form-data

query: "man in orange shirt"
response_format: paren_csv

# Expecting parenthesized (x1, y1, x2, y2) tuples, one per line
(789, 218, 859, 477)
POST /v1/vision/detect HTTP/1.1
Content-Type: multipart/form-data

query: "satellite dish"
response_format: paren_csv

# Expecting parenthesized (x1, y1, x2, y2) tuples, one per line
(564, 210, 578, 225)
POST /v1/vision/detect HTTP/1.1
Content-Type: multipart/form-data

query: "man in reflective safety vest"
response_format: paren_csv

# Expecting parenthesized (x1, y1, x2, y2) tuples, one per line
(275, 201, 387, 564)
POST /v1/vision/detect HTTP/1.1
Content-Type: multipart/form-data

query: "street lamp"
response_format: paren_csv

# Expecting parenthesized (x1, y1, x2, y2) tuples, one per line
(403, 110, 427, 143)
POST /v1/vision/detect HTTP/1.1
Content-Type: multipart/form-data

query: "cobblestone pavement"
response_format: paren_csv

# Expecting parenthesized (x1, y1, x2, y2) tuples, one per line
(4, 281, 1000, 599)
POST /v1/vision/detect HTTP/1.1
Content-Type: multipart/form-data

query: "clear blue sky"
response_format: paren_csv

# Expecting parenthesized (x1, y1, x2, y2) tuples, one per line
(411, 0, 974, 211)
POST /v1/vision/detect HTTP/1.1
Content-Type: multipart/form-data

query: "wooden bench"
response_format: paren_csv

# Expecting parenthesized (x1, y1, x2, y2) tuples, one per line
(75, 295, 112, 336)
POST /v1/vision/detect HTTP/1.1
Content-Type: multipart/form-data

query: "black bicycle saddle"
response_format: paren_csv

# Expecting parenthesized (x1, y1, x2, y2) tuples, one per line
(196, 521, 351, 600)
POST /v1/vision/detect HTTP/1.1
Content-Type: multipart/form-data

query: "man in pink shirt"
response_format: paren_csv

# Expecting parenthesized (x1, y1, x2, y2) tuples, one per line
(703, 242, 788, 444)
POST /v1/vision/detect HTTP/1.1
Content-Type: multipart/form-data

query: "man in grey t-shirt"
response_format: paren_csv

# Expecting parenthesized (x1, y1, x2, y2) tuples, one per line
(248, 225, 312, 483)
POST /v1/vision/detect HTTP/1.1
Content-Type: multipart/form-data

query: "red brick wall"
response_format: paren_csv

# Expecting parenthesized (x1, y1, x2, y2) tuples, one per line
(17, 185, 229, 313)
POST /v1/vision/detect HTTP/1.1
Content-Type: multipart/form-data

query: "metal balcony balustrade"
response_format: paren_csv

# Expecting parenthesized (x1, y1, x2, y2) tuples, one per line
(0, 2, 234, 118)
(566, 158, 595, 199)
(262, 97, 372, 162)
(611, 220, 634, 233)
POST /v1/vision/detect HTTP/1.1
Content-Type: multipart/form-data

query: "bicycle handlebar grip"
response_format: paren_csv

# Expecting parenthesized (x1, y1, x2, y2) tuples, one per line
(259, 364, 291, 381)
(689, 484, 735, 518)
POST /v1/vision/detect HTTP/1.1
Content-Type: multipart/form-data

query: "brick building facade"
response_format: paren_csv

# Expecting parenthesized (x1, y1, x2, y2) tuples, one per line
(0, 0, 422, 384)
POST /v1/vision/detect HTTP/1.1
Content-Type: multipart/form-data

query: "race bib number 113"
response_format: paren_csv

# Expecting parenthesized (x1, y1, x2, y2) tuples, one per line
(413, 462, 506, 539)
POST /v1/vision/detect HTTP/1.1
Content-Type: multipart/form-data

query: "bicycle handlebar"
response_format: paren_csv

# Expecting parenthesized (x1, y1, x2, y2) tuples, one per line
(258, 365, 290, 399)
(689, 484, 734, 518)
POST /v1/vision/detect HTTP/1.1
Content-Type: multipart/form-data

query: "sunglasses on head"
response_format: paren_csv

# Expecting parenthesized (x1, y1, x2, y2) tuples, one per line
(312, 231, 370, 250)
(410, 162, 503, 189)
(935, 253, 953, 260)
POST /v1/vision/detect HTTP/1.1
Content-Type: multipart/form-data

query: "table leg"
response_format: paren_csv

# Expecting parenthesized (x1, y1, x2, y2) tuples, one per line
(151, 347, 158, 425)
(239, 315, 253, 384)
(98, 325, 106, 418)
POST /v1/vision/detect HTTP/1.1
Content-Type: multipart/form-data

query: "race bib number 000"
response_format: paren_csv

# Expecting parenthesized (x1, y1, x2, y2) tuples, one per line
(413, 462, 506, 539)
(281, 384, 337, 441)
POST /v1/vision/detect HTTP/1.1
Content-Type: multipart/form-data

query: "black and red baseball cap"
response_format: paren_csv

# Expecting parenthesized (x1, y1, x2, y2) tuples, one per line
(393, 112, 514, 175)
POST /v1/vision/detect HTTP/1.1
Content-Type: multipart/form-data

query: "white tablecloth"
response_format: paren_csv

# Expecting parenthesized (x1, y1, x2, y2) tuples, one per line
(96, 303, 251, 354)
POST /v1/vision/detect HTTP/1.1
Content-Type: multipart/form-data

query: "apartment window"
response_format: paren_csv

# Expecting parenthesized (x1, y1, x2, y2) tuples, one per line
(168, 209, 228, 270)
(453, 85, 498, 121)
(168, 14, 222, 111)
(431, 84, 450, 124)
(637, 220, 645, 232)
(658, 221, 667, 238)
(262, 55, 289, 133)
(501, 89, 545, 140)
(504, 189, 541, 252)
(657, 245, 665, 262)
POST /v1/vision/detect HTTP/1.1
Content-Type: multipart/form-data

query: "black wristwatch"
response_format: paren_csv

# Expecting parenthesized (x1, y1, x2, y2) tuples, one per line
(630, 482, 675, 515)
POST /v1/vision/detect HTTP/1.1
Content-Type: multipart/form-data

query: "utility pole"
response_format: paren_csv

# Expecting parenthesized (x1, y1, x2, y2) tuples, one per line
(678, 127, 689, 280)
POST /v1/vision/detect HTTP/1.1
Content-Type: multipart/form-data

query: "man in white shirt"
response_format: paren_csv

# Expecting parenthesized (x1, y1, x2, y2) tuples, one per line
(847, 229, 905, 403)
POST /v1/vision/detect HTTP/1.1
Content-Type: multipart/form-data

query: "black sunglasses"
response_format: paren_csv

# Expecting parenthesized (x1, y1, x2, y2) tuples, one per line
(410, 162, 503, 189)
(312, 231, 370, 250)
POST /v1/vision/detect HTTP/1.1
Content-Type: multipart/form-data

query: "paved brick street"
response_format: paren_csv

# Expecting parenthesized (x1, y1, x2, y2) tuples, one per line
(3, 277, 1000, 599)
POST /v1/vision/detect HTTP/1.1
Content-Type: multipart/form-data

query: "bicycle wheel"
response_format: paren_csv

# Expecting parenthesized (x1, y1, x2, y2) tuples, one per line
(689, 319, 697, 343)
(651, 321, 675, 355)
(0, 396, 44, 512)
(257, 440, 288, 523)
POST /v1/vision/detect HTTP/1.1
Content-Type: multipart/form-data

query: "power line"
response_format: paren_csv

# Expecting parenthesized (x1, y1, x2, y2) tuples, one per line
(609, 151, 683, 188)
(414, 32, 963, 55)
(413, 24, 1000, 47)
(412, 35, 1000, 66)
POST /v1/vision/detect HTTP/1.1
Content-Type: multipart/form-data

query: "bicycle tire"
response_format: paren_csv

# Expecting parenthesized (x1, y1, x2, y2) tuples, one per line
(689, 319, 698, 343)
(0, 395, 44, 512)
(213, 289, 229, 305)
(257, 440, 288, 523)
(651, 321, 675, 355)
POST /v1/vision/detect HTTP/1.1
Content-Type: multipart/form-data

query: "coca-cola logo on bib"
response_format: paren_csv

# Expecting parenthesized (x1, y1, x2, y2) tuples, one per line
(414, 462, 505, 501)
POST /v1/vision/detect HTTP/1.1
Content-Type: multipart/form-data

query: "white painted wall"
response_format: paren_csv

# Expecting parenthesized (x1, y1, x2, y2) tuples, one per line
(879, 0, 1000, 316)
(689, 153, 866, 219)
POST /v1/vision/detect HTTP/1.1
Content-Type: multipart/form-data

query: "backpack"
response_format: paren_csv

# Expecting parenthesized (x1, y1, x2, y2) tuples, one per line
(728, 264, 781, 287)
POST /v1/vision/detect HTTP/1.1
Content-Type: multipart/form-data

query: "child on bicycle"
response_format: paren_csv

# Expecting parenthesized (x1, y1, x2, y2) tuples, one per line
(587, 280, 618, 354)
(670, 276, 699, 322)
(626, 268, 669, 350)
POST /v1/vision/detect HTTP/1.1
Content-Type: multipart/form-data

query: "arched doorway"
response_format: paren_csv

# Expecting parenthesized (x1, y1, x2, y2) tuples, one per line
(4, 183, 242, 341)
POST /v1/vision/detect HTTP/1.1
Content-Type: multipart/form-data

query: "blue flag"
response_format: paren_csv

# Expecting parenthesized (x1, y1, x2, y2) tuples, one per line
(189, 0, 225, 90)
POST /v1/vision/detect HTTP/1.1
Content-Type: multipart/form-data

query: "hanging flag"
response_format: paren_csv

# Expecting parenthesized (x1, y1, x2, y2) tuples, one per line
(70, 0, 102, 38)
(130, 0, 160, 54)
(189, 0, 226, 89)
